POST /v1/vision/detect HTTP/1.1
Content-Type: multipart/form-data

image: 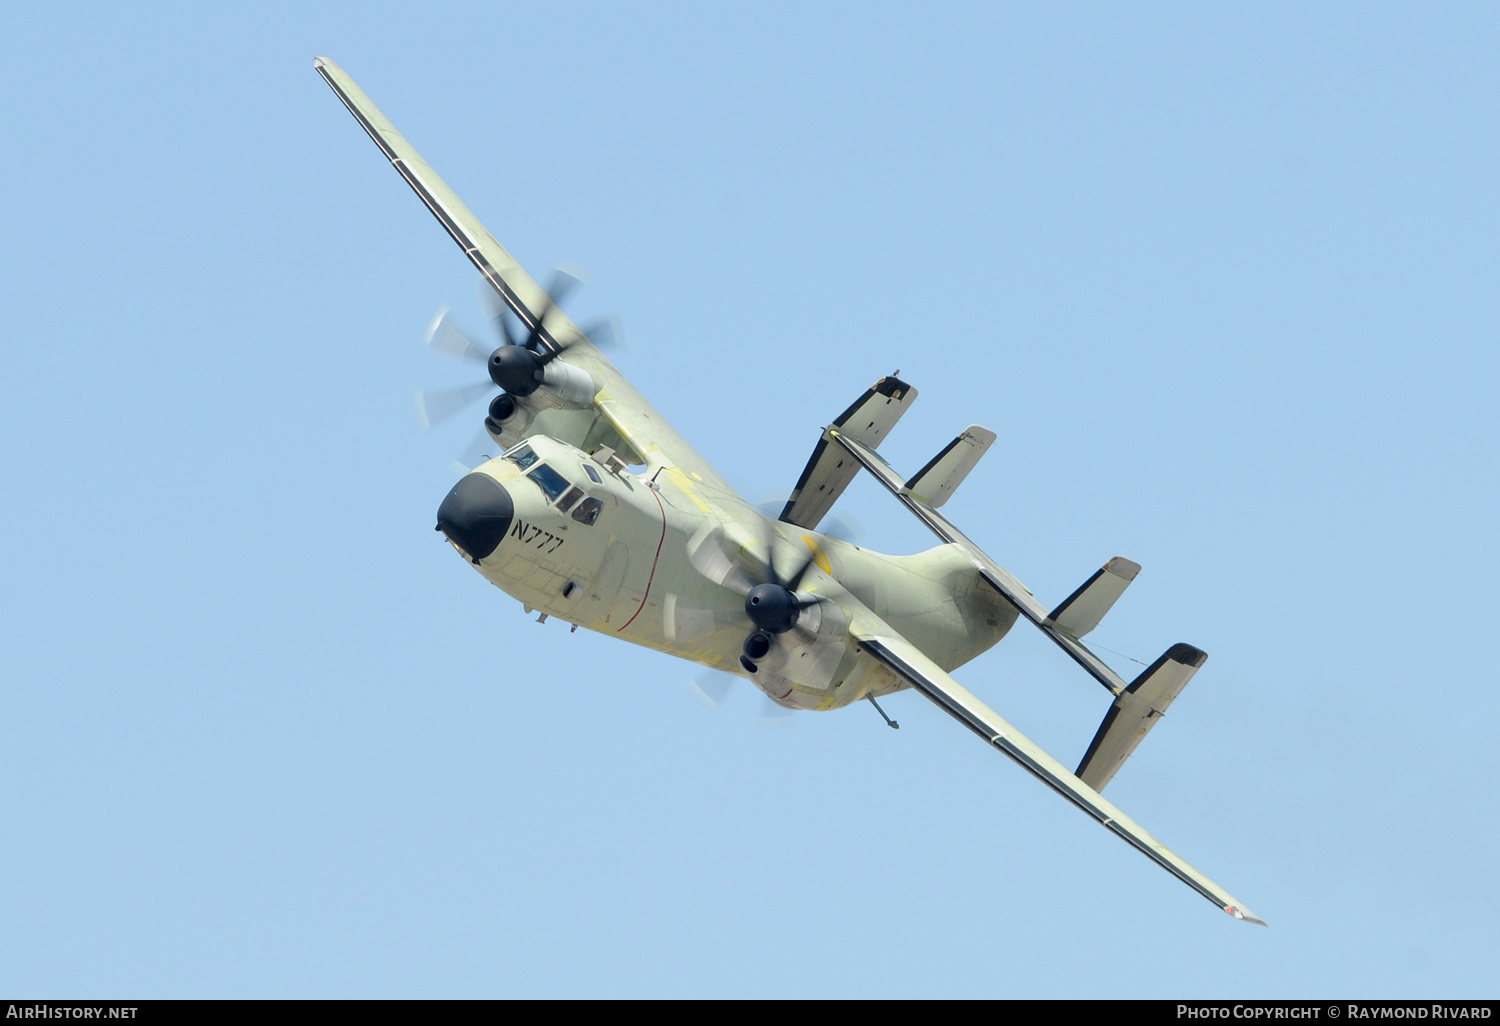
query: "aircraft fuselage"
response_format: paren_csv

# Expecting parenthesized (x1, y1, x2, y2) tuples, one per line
(437, 434, 1017, 709)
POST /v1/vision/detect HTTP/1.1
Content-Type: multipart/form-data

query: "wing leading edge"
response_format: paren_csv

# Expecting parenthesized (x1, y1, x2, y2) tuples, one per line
(314, 58, 564, 348)
(313, 57, 735, 492)
(850, 624, 1264, 925)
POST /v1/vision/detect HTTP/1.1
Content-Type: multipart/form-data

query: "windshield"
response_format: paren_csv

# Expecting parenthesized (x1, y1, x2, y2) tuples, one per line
(527, 463, 572, 503)
(506, 443, 538, 471)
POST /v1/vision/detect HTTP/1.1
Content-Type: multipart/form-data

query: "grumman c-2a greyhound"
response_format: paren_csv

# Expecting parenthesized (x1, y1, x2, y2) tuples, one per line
(315, 56, 1263, 925)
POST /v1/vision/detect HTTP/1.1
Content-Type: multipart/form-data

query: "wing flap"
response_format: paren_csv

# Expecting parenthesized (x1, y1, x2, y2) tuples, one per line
(852, 627, 1262, 925)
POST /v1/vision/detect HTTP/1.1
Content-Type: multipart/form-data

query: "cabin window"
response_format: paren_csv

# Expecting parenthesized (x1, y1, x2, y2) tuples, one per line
(527, 463, 572, 503)
(556, 486, 584, 513)
(583, 463, 602, 484)
(571, 497, 603, 526)
(506, 443, 538, 471)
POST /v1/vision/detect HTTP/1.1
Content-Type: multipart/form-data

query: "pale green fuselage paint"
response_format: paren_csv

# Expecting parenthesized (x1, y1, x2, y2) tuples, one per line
(461, 434, 1017, 711)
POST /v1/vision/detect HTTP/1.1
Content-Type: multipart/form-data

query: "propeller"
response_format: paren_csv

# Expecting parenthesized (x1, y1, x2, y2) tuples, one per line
(754, 496, 864, 546)
(688, 520, 831, 676)
(413, 308, 496, 430)
(686, 669, 736, 709)
(483, 267, 582, 396)
(413, 269, 618, 434)
(685, 669, 799, 728)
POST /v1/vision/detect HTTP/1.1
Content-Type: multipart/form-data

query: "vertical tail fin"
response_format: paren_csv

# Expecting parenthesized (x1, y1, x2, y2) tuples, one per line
(1076, 643, 1207, 792)
(1044, 556, 1141, 639)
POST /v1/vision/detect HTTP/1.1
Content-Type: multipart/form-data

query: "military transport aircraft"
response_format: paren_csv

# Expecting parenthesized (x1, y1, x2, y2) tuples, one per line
(315, 56, 1263, 925)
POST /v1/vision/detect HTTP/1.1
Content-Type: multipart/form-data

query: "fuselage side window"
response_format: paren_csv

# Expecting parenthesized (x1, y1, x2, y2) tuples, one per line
(556, 485, 583, 513)
(506, 444, 538, 471)
(527, 463, 572, 503)
(583, 463, 602, 484)
(571, 497, 603, 526)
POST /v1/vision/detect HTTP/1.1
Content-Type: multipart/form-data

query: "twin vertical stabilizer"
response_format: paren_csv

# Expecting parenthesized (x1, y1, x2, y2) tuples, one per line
(1076, 644, 1208, 791)
(1045, 556, 1141, 639)
(780, 376, 916, 530)
(803, 377, 1209, 795)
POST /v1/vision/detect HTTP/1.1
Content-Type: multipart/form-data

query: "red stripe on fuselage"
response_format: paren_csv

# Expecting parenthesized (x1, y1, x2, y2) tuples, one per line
(617, 484, 667, 633)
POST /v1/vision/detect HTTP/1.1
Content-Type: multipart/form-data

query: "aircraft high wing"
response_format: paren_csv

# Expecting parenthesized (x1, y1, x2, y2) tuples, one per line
(844, 605, 1263, 924)
(314, 57, 734, 495)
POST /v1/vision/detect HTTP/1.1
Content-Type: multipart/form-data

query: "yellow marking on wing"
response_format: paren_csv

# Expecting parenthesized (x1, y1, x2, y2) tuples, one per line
(665, 468, 714, 513)
(801, 535, 832, 576)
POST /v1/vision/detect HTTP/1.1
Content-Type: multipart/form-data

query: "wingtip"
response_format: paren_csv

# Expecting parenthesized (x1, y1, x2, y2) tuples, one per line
(1224, 904, 1268, 927)
(313, 56, 333, 71)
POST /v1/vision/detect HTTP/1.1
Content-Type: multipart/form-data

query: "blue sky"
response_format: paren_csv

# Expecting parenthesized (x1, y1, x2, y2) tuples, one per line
(2, 2, 1496, 997)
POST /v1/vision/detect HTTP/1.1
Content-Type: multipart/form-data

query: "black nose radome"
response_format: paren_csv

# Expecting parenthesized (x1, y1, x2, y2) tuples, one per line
(436, 473, 513, 561)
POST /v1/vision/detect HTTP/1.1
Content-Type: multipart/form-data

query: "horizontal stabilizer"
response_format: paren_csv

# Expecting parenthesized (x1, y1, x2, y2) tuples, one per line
(902, 426, 996, 508)
(826, 428, 1133, 697)
(781, 376, 916, 530)
(1076, 643, 1207, 792)
(1045, 556, 1141, 638)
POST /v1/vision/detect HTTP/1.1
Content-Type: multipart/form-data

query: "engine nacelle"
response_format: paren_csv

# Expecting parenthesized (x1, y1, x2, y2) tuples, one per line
(792, 595, 848, 644)
(534, 358, 597, 410)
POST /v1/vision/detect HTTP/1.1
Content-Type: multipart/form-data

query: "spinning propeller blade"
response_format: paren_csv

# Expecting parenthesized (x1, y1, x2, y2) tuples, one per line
(755, 496, 862, 544)
(418, 273, 620, 472)
(758, 696, 796, 727)
(480, 269, 617, 356)
(686, 670, 737, 710)
(688, 521, 834, 678)
(683, 670, 798, 729)
(686, 528, 756, 598)
(424, 307, 492, 365)
(414, 381, 495, 429)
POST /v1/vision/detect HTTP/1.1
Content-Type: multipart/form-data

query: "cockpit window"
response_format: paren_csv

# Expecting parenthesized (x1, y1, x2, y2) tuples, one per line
(527, 463, 572, 503)
(556, 486, 583, 513)
(506, 443, 538, 471)
(583, 463, 602, 484)
(571, 497, 603, 526)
